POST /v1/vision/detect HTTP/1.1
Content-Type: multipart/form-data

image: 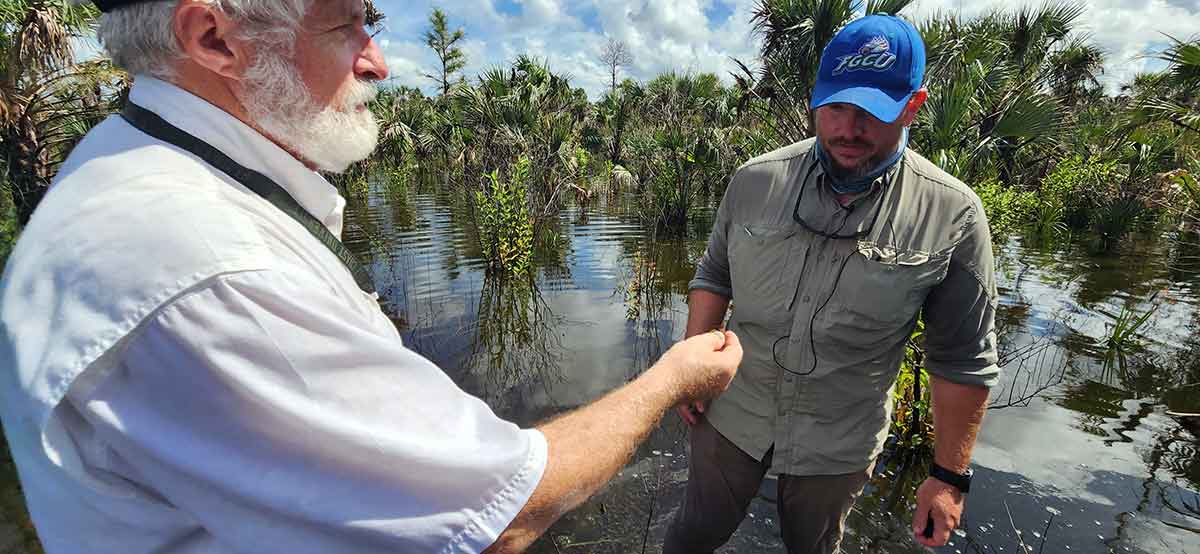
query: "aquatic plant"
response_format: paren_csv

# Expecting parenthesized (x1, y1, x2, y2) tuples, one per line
(1040, 155, 1122, 228)
(1091, 197, 1148, 252)
(1027, 201, 1070, 244)
(474, 157, 534, 274)
(1099, 297, 1159, 375)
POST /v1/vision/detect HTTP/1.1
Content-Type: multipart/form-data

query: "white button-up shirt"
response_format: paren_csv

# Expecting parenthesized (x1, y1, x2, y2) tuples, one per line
(0, 77, 546, 554)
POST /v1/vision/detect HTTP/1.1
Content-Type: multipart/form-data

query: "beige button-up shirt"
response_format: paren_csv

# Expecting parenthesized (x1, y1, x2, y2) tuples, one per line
(691, 138, 1000, 476)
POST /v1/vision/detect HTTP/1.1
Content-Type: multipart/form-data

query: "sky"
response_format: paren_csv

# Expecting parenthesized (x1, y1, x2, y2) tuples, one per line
(372, 0, 1200, 99)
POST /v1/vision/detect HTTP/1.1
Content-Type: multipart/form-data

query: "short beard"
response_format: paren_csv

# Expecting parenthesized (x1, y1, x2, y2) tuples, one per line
(240, 47, 379, 173)
(824, 142, 891, 182)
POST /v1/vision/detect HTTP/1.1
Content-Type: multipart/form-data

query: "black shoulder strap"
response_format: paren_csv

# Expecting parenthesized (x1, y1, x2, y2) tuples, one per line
(120, 103, 376, 295)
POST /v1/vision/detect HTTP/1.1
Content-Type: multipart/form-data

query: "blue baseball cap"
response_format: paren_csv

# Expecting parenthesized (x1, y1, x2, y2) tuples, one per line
(811, 15, 926, 124)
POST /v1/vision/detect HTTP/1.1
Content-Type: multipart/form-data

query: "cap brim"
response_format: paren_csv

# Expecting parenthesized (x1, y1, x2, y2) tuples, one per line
(811, 86, 914, 124)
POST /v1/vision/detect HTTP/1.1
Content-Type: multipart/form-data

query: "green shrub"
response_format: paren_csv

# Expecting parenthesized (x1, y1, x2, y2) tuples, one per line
(891, 322, 932, 449)
(475, 158, 534, 274)
(341, 175, 370, 200)
(974, 179, 1037, 239)
(1041, 155, 1122, 228)
(385, 165, 413, 199)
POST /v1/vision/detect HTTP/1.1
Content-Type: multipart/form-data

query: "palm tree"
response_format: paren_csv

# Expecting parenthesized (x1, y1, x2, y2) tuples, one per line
(373, 86, 439, 166)
(1128, 36, 1200, 136)
(914, 4, 1102, 186)
(454, 56, 592, 220)
(621, 72, 750, 233)
(595, 81, 642, 165)
(1, 0, 125, 226)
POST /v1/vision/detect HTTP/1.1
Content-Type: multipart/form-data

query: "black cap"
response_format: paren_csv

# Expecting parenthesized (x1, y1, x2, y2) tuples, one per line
(93, 0, 160, 12)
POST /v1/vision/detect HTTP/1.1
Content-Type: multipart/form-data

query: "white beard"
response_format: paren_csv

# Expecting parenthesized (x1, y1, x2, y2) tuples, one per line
(240, 49, 379, 173)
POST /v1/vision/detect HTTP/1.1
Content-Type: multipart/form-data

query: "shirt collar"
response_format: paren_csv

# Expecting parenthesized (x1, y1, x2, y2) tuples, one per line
(807, 146, 899, 208)
(127, 76, 346, 235)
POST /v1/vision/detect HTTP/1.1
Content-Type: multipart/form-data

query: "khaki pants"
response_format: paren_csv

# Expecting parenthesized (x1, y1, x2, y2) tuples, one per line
(664, 420, 873, 554)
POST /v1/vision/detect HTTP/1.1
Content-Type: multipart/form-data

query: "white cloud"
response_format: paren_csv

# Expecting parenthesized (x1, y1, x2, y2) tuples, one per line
(374, 0, 1200, 98)
(903, 0, 1200, 91)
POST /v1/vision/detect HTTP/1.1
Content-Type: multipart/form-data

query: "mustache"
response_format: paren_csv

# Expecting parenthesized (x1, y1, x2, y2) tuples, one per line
(341, 80, 379, 110)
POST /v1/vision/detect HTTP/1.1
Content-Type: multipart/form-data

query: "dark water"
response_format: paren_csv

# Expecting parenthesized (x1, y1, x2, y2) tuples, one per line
(344, 180, 1200, 554)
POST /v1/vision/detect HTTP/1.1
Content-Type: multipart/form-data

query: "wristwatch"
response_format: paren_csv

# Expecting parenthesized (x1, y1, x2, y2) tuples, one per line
(930, 462, 973, 494)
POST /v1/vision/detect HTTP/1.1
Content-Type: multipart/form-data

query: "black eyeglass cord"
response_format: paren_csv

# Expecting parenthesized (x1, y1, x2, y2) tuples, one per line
(772, 229, 855, 378)
(772, 155, 901, 377)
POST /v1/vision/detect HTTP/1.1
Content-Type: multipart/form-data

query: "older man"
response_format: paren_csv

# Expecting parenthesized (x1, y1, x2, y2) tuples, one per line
(0, 1, 742, 553)
(666, 15, 999, 554)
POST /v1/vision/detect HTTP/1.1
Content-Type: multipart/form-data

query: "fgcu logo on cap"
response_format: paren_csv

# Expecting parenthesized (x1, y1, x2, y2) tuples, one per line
(831, 35, 897, 76)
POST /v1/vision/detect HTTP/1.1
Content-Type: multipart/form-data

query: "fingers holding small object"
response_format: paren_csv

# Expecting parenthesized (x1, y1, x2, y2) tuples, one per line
(709, 328, 727, 349)
(722, 330, 741, 354)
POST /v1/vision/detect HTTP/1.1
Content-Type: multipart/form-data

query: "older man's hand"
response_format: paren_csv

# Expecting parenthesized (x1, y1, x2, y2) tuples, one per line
(653, 330, 742, 409)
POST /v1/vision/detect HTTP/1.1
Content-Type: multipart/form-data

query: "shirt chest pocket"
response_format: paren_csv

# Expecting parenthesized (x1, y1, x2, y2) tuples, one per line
(827, 246, 949, 330)
(728, 224, 798, 327)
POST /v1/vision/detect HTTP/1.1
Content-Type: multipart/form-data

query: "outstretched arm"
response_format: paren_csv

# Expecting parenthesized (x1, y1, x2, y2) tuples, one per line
(485, 330, 743, 553)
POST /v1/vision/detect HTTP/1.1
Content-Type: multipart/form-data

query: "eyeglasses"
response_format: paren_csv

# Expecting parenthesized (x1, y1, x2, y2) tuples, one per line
(791, 160, 889, 240)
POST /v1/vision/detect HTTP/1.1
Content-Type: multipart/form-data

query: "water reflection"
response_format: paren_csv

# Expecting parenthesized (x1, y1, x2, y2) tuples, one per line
(341, 181, 1200, 553)
(460, 274, 567, 420)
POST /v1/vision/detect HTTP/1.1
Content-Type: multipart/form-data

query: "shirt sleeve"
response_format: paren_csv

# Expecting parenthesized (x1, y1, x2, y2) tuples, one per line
(65, 269, 547, 554)
(922, 203, 1001, 388)
(689, 177, 736, 298)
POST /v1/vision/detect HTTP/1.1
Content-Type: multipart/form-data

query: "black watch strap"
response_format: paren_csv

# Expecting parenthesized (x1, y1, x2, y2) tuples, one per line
(930, 462, 972, 494)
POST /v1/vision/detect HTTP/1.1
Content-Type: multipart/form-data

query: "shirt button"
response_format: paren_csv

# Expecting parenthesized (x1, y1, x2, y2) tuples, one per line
(816, 255, 824, 263)
(803, 295, 811, 303)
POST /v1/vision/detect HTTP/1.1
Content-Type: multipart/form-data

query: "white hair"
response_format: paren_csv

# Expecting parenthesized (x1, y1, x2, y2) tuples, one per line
(97, 0, 313, 81)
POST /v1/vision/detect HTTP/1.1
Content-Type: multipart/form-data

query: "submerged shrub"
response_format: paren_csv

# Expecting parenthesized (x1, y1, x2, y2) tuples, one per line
(475, 157, 534, 274)
(1092, 196, 1148, 251)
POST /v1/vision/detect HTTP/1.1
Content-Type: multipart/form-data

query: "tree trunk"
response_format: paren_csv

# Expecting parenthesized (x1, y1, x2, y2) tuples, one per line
(9, 117, 50, 225)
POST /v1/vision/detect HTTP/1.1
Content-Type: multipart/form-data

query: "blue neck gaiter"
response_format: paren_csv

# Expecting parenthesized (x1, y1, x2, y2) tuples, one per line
(816, 127, 909, 195)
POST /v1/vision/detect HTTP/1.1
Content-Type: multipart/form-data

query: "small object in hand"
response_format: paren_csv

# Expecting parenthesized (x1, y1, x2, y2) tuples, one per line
(922, 514, 934, 539)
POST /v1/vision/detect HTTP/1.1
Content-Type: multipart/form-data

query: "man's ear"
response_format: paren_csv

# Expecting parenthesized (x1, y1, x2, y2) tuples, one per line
(174, 0, 248, 79)
(900, 89, 928, 126)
